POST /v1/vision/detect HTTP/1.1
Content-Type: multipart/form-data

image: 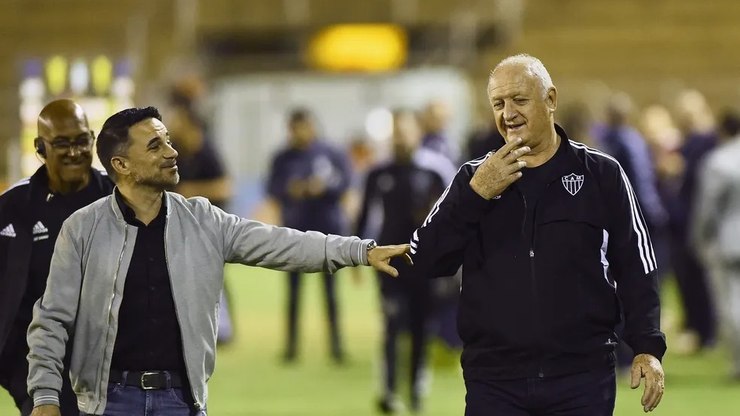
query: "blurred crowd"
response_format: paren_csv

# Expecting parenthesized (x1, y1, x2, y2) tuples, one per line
(6, 76, 737, 414)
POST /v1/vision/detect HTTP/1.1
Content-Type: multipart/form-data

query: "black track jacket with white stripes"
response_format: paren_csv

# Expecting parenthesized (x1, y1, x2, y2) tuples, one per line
(409, 125, 666, 380)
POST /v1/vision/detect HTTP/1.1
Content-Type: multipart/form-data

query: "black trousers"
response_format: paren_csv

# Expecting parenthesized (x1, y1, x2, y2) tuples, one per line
(464, 365, 616, 416)
(672, 240, 717, 345)
(377, 272, 432, 401)
(285, 271, 341, 357)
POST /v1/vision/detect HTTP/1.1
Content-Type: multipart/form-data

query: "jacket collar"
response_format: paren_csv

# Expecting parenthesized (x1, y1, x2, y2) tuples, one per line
(109, 187, 171, 223)
(28, 166, 109, 201)
(522, 124, 584, 185)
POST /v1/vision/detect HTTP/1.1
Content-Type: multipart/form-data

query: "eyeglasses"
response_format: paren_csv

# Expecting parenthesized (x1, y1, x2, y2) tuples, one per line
(42, 133, 94, 152)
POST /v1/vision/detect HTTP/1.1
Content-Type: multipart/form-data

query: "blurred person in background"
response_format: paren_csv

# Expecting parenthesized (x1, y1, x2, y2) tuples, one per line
(639, 105, 685, 197)
(356, 109, 447, 414)
(266, 108, 353, 364)
(420, 99, 458, 163)
(167, 83, 236, 345)
(342, 135, 377, 230)
(692, 109, 740, 381)
(410, 54, 665, 415)
(594, 94, 669, 273)
(26, 106, 411, 416)
(0, 99, 114, 416)
(669, 89, 719, 354)
(593, 92, 670, 372)
(418, 100, 465, 353)
(558, 101, 596, 148)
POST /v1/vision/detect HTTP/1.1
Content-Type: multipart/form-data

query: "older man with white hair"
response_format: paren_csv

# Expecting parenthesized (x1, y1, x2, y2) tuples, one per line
(408, 54, 665, 415)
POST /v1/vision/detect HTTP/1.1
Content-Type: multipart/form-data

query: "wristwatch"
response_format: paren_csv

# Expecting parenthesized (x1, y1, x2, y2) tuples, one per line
(366, 239, 377, 252)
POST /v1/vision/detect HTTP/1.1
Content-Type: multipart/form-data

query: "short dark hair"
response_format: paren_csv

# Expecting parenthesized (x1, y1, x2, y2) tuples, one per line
(719, 109, 740, 138)
(288, 108, 313, 125)
(96, 107, 162, 180)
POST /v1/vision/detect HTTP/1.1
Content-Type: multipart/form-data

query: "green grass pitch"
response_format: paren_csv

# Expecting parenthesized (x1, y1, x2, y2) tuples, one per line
(2, 266, 738, 415)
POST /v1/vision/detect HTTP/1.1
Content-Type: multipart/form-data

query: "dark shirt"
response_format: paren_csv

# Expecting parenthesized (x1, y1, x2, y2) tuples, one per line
(516, 140, 568, 242)
(356, 160, 446, 246)
(356, 160, 446, 279)
(176, 138, 228, 209)
(267, 140, 351, 234)
(110, 189, 185, 372)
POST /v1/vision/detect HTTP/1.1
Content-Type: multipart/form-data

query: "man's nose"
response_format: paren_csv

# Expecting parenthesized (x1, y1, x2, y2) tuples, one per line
(503, 102, 517, 120)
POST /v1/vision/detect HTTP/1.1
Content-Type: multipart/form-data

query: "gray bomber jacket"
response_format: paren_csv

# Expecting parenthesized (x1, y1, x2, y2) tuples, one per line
(27, 191, 371, 414)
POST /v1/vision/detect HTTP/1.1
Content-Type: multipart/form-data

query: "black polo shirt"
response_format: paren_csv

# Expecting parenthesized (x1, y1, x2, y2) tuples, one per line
(110, 189, 185, 372)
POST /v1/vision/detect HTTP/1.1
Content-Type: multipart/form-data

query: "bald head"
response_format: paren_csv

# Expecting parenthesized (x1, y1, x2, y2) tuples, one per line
(37, 99, 89, 137)
(34, 99, 95, 193)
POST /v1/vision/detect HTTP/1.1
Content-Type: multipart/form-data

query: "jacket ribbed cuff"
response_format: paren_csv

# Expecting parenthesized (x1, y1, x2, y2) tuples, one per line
(631, 336, 667, 362)
(33, 388, 60, 407)
(353, 238, 373, 266)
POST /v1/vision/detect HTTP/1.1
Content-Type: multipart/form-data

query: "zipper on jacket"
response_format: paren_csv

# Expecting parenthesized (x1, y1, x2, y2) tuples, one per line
(517, 187, 544, 377)
(518, 189, 527, 238)
(528, 246, 544, 378)
(530, 181, 555, 379)
(163, 214, 201, 411)
(94, 225, 128, 414)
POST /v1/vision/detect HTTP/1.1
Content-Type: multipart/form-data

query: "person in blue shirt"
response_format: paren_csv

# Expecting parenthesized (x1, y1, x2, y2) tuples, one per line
(266, 108, 353, 363)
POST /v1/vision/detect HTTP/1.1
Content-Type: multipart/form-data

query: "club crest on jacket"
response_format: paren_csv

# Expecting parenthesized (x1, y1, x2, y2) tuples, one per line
(561, 173, 584, 196)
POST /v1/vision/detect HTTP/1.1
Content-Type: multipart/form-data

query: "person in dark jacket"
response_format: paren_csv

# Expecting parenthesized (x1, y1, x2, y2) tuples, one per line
(0, 99, 114, 415)
(409, 54, 665, 415)
(266, 108, 353, 363)
(356, 109, 447, 413)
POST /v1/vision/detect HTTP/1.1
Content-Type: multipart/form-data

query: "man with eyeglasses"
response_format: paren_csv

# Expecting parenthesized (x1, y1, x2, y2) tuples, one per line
(0, 99, 114, 415)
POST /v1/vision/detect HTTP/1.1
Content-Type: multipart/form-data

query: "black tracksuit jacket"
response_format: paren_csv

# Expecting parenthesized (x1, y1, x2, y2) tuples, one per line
(409, 125, 666, 380)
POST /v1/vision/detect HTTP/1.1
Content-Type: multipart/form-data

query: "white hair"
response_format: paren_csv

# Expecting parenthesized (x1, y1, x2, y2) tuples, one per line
(487, 54, 554, 99)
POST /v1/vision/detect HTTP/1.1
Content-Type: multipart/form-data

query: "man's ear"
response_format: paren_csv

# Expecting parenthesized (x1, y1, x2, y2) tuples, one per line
(111, 156, 128, 177)
(34, 137, 46, 158)
(546, 87, 558, 113)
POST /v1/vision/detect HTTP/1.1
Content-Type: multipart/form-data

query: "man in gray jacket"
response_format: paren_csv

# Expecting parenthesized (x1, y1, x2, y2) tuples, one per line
(28, 107, 410, 416)
(693, 110, 740, 381)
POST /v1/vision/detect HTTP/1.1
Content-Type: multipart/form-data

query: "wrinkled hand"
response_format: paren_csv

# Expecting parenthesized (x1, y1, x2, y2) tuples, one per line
(367, 244, 412, 278)
(469, 137, 530, 199)
(31, 404, 61, 416)
(630, 353, 665, 412)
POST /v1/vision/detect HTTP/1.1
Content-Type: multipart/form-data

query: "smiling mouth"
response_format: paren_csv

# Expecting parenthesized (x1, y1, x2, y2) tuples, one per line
(63, 160, 85, 166)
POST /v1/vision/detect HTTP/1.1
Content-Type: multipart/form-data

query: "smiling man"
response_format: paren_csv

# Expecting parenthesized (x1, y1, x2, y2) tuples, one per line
(408, 55, 666, 415)
(26, 107, 411, 416)
(0, 99, 114, 416)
